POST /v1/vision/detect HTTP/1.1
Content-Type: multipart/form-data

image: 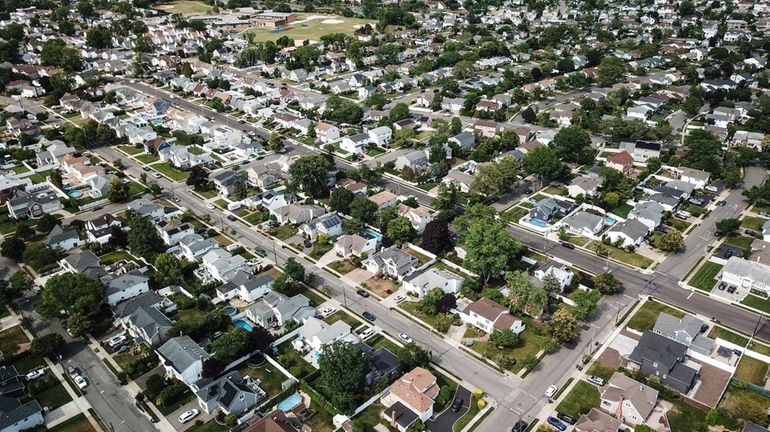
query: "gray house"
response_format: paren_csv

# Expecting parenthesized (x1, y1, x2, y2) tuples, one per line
(395, 151, 428, 173)
(195, 371, 266, 415)
(126, 305, 173, 347)
(628, 331, 698, 394)
(529, 198, 574, 222)
(364, 246, 419, 280)
(46, 225, 81, 251)
(158, 336, 210, 385)
(245, 291, 315, 328)
(0, 397, 43, 432)
(653, 313, 715, 356)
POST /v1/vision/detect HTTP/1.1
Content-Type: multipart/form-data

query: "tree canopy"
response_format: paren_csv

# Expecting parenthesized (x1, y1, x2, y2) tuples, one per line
(37, 273, 104, 319)
(464, 219, 526, 284)
(288, 155, 332, 198)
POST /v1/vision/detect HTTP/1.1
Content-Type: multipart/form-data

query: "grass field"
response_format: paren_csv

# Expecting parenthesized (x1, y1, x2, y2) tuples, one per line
(743, 294, 770, 314)
(49, 413, 96, 432)
(742, 216, 766, 231)
(688, 261, 722, 291)
(155, 0, 212, 14)
(328, 260, 357, 275)
(239, 362, 288, 398)
(555, 381, 600, 418)
(626, 301, 684, 332)
(587, 241, 653, 269)
(708, 326, 750, 347)
(151, 162, 188, 181)
(735, 355, 769, 385)
(35, 380, 73, 410)
(0, 326, 30, 356)
(723, 234, 754, 251)
(245, 14, 377, 43)
(324, 311, 362, 328)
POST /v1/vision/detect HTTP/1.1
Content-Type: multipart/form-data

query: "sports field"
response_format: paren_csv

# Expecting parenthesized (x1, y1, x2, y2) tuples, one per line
(245, 14, 376, 43)
(155, 1, 212, 15)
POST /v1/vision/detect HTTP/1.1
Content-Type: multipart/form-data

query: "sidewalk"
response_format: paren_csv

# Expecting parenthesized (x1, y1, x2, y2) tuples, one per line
(45, 401, 82, 428)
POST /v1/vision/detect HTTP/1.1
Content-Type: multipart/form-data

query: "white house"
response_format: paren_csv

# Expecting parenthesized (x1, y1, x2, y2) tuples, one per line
(292, 317, 359, 366)
(721, 256, 770, 295)
(628, 201, 665, 230)
(396, 204, 434, 233)
(315, 122, 340, 144)
(402, 268, 463, 297)
(600, 373, 658, 426)
(157, 336, 210, 386)
(300, 213, 343, 240)
(533, 261, 574, 292)
(157, 221, 194, 246)
(46, 225, 82, 251)
(340, 133, 369, 155)
(567, 176, 601, 198)
(605, 220, 649, 247)
(561, 210, 604, 238)
(368, 126, 393, 148)
(104, 271, 150, 306)
(334, 234, 378, 258)
(460, 298, 526, 334)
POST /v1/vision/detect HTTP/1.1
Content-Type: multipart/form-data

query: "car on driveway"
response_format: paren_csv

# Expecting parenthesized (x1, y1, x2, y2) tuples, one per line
(451, 397, 463, 412)
(758, 211, 770, 220)
(362, 311, 375, 321)
(178, 409, 199, 424)
(24, 369, 46, 381)
(360, 328, 374, 339)
(321, 307, 336, 317)
(728, 285, 737, 294)
(394, 294, 406, 303)
(546, 416, 567, 431)
(585, 375, 605, 386)
(356, 289, 370, 298)
(399, 333, 413, 343)
(74, 376, 88, 390)
(556, 412, 576, 425)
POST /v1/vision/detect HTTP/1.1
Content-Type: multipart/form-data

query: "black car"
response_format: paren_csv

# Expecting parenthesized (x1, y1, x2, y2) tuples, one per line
(226, 215, 236, 221)
(556, 412, 576, 425)
(451, 398, 463, 412)
(356, 289, 370, 298)
(561, 242, 575, 249)
(511, 420, 529, 432)
(303, 239, 312, 248)
(362, 311, 375, 321)
(727, 285, 737, 294)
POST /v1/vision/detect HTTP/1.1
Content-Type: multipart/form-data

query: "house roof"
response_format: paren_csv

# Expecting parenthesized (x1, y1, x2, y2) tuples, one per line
(630, 331, 698, 387)
(723, 256, 770, 282)
(112, 292, 164, 319)
(404, 268, 464, 293)
(563, 210, 603, 232)
(63, 250, 101, 272)
(105, 271, 148, 296)
(158, 336, 210, 375)
(242, 410, 296, 432)
(602, 373, 658, 420)
(569, 175, 601, 192)
(607, 151, 634, 166)
(370, 348, 400, 376)
(609, 219, 649, 240)
(465, 298, 507, 322)
(385, 401, 419, 428)
(574, 408, 622, 432)
(0, 397, 42, 430)
(389, 367, 438, 413)
(128, 305, 172, 341)
(336, 234, 372, 254)
(369, 191, 398, 205)
(46, 224, 78, 246)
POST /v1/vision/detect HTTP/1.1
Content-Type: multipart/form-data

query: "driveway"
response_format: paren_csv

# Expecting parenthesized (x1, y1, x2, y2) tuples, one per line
(345, 268, 374, 284)
(426, 386, 471, 432)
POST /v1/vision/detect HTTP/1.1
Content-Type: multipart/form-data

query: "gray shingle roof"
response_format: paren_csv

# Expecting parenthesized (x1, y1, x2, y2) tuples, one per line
(158, 336, 210, 374)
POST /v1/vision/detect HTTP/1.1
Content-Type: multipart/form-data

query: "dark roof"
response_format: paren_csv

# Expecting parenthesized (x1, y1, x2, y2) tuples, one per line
(369, 348, 400, 375)
(635, 140, 662, 150)
(630, 331, 687, 371)
(0, 397, 42, 430)
(112, 292, 163, 318)
(384, 401, 419, 428)
(744, 421, 770, 432)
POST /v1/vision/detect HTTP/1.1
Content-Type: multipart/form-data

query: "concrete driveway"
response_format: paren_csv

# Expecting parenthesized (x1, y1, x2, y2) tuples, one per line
(426, 386, 472, 432)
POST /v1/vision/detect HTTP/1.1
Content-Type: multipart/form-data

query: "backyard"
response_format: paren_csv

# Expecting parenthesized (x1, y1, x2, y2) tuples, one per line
(239, 361, 289, 397)
(555, 381, 600, 418)
(626, 301, 684, 332)
(273, 340, 315, 379)
(734, 355, 769, 386)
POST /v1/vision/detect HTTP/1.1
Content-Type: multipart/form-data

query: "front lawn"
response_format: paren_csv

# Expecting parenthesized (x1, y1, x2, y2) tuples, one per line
(0, 326, 30, 356)
(735, 355, 769, 385)
(586, 362, 616, 381)
(183, 420, 228, 432)
(742, 216, 766, 231)
(151, 163, 189, 181)
(688, 262, 722, 291)
(708, 326, 749, 347)
(324, 311, 362, 328)
(743, 294, 770, 314)
(268, 225, 297, 241)
(723, 235, 754, 251)
(244, 211, 269, 225)
(49, 413, 96, 432)
(468, 320, 551, 373)
(328, 260, 357, 275)
(587, 241, 653, 269)
(555, 381, 600, 418)
(400, 302, 448, 331)
(501, 207, 529, 224)
(626, 301, 684, 332)
(34, 380, 73, 410)
(118, 145, 144, 156)
(135, 154, 159, 165)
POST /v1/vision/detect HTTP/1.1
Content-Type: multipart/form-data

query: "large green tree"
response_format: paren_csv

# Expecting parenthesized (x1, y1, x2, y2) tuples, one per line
(154, 253, 183, 287)
(548, 308, 577, 343)
(318, 341, 370, 412)
(127, 214, 163, 258)
(523, 147, 569, 184)
(469, 156, 519, 199)
(386, 216, 415, 245)
(596, 56, 626, 86)
(551, 126, 592, 164)
(465, 219, 526, 284)
(37, 273, 104, 319)
(288, 155, 332, 198)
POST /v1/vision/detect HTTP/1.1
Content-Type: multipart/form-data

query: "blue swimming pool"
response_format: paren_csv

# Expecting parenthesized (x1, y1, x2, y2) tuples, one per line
(68, 190, 82, 198)
(224, 306, 237, 316)
(529, 218, 548, 228)
(233, 319, 253, 332)
(605, 216, 616, 225)
(363, 228, 382, 242)
(277, 393, 303, 412)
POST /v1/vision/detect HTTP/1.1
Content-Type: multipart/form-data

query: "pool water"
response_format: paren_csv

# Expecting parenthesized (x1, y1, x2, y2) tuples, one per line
(529, 218, 548, 228)
(605, 216, 617, 225)
(363, 228, 382, 242)
(224, 306, 237, 316)
(233, 319, 253, 332)
(277, 393, 303, 412)
(68, 190, 82, 198)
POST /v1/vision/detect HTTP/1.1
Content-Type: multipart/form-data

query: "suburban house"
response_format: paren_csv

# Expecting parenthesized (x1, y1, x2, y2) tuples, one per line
(606, 151, 635, 174)
(292, 317, 358, 364)
(125, 305, 173, 347)
(474, 120, 499, 138)
(561, 210, 604, 238)
(340, 133, 370, 155)
(157, 221, 194, 246)
(533, 261, 574, 292)
(273, 204, 325, 225)
(46, 225, 82, 251)
(395, 151, 428, 173)
(672, 166, 711, 189)
(381, 367, 439, 430)
(621, 140, 662, 162)
(364, 246, 419, 280)
(157, 336, 210, 385)
(127, 198, 165, 220)
(0, 397, 43, 432)
(449, 132, 475, 149)
(104, 271, 150, 306)
(628, 201, 666, 230)
(179, 235, 220, 262)
(721, 256, 770, 296)
(568, 176, 602, 198)
(402, 268, 463, 297)
(334, 234, 378, 258)
(6, 187, 63, 220)
(529, 197, 574, 222)
(217, 272, 274, 303)
(605, 220, 649, 247)
(628, 331, 699, 394)
(315, 122, 340, 143)
(368, 126, 393, 148)
(195, 371, 266, 415)
(600, 373, 658, 426)
(60, 250, 107, 279)
(368, 191, 399, 211)
(574, 408, 622, 432)
(299, 213, 343, 240)
(211, 170, 245, 198)
(201, 249, 249, 283)
(245, 292, 315, 328)
(460, 298, 526, 334)
(240, 410, 300, 432)
(653, 313, 715, 356)
(396, 204, 434, 233)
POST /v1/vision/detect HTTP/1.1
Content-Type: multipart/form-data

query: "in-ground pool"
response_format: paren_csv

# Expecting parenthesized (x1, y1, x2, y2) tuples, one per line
(529, 218, 548, 228)
(605, 216, 617, 225)
(68, 190, 82, 198)
(363, 228, 382, 242)
(277, 393, 303, 412)
(233, 319, 253, 332)
(224, 306, 237, 316)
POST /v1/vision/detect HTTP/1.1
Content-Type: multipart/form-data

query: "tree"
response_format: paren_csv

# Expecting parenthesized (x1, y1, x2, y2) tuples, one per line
(318, 341, 370, 412)
(657, 229, 685, 252)
(40, 39, 82, 72)
(465, 219, 526, 284)
(450, 117, 462, 135)
(284, 258, 305, 283)
(76, 0, 95, 17)
(86, 26, 113, 49)
(417, 288, 446, 315)
(154, 253, 183, 287)
(357, 164, 381, 185)
(593, 272, 623, 295)
(9, 272, 32, 298)
(469, 157, 519, 199)
(248, 325, 274, 353)
(490, 329, 520, 348)
(107, 177, 130, 202)
(267, 132, 284, 152)
(1, 237, 25, 262)
(147, 183, 163, 198)
(521, 107, 536, 124)
(551, 126, 592, 164)
(288, 155, 332, 198)
(421, 219, 452, 254)
(715, 218, 741, 235)
(548, 308, 577, 343)
(398, 344, 430, 370)
(542, 274, 561, 294)
(386, 216, 415, 245)
(349, 196, 378, 224)
(523, 147, 569, 185)
(36, 214, 60, 233)
(210, 327, 250, 363)
(684, 130, 722, 175)
(571, 289, 601, 320)
(307, 123, 316, 140)
(37, 273, 104, 318)
(127, 214, 163, 258)
(31, 333, 65, 358)
(66, 312, 91, 336)
(389, 103, 410, 123)
(330, 187, 355, 213)
(108, 226, 128, 249)
(597, 56, 626, 86)
(186, 166, 209, 189)
(231, 176, 248, 201)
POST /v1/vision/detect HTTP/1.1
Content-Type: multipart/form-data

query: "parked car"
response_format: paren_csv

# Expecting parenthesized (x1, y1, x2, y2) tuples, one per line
(393, 294, 406, 303)
(320, 307, 336, 317)
(511, 420, 529, 432)
(178, 409, 199, 424)
(547, 416, 567, 431)
(207, 203, 215, 210)
(561, 242, 575, 249)
(585, 375, 605, 386)
(74, 376, 88, 390)
(544, 385, 558, 398)
(727, 285, 737, 294)
(451, 398, 463, 413)
(303, 239, 312, 248)
(399, 333, 413, 343)
(758, 211, 770, 220)
(226, 214, 236, 221)
(360, 328, 374, 339)
(106, 335, 127, 348)
(152, 172, 161, 179)
(362, 311, 376, 321)
(556, 412, 576, 425)
(356, 289, 370, 298)
(718, 282, 726, 290)
(716, 200, 726, 207)
(24, 369, 46, 381)
(745, 230, 759, 237)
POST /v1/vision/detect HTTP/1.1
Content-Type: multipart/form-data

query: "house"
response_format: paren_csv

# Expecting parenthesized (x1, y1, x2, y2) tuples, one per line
(529, 198, 573, 222)
(600, 373, 658, 425)
(621, 140, 662, 162)
(6, 188, 63, 220)
(368, 126, 393, 148)
(533, 261, 573, 292)
(125, 305, 173, 347)
(300, 213, 343, 240)
(60, 250, 108, 280)
(460, 298, 526, 334)
(0, 367, 22, 397)
(368, 191, 399, 211)
(195, 371, 265, 415)
(381, 367, 439, 428)
(337, 179, 367, 196)
(628, 201, 666, 230)
(474, 120, 499, 138)
(449, 132, 475, 149)
(36, 140, 75, 167)
(720, 256, 770, 295)
(245, 292, 314, 328)
(201, 249, 249, 282)
(574, 408, 622, 432)
(628, 331, 698, 394)
(396, 204, 433, 233)
(334, 234, 378, 258)
(127, 198, 165, 221)
(561, 210, 604, 238)
(605, 220, 649, 247)
(241, 410, 299, 432)
(0, 397, 43, 432)
(211, 170, 245, 198)
(104, 271, 150, 306)
(743, 422, 770, 432)
(157, 336, 210, 385)
(46, 225, 81, 251)
(364, 246, 419, 280)
(273, 204, 325, 225)
(567, 176, 601, 198)
(157, 221, 194, 246)
(403, 268, 463, 297)
(292, 317, 358, 361)
(441, 170, 474, 193)
(395, 151, 428, 173)
(219, 271, 274, 303)
(606, 151, 635, 174)
(672, 166, 711, 189)
(315, 122, 340, 144)
(179, 235, 220, 262)
(653, 313, 715, 356)
(340, 133, 370, 155)
(732, 131, 765, 150)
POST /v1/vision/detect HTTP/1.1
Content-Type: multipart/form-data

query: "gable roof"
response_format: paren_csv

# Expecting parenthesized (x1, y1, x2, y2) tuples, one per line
(158, 336, 210, 374)
(601, 373, 658, 420)
(465, 298, 507, 322)
(0, 397, 42, 430)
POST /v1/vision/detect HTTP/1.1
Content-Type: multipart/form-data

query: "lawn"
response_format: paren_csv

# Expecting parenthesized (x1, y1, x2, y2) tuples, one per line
(35, 380, 73, 410)
(361, 277, 399, 298)
(304, 399, 335, 432)
(245, 14, 377, 43)
(99, 250, 135, 265)
(501, 207, 529, 224)
(154, 0, 212, 14)
(49, 413, 96, 432)
(667, 398, 708, 432)
(328, 259, 357, 275)
(403, 247, 432, 264)
(720, 384, 770, 426)
(400, 302, 447, 331)
(29, 170, 52, 184)
(723, 235, 754, 251)
(555, 381, 600, 418)
(239, 362, 289, 398)
(151, 162, 189, 181)
(156, 387, 193, 415)
(10, 164, 29, 174)
(268, 225, 297, 241)
(0, 326, 30, 356)
(735, 355, 769, 385)
(13, 355, 46, 374)
(742, 216, 766, 231)
(543, 186, 566, 196)
(309, 242, 333, 260)
(688, 261, 722, 291)
(366, 334, 401, 354)
(586, 362, 617, 381)
(135, 154, 159, 165)
(183, 420, 228, 432)
(612, 203, 633, 218)
(587, 241, 653, 269)
(743, 294, 770, 314)
(118, 145, 143, 156)
(468, 321, 550, 374)
(324, 311, 362, 328)
(453, 395, 480, 432)
(244, 211, 269, 225)
(273, 341, 315, 379)
(626, 301, 684, 332)
(708, 326, 750, 347)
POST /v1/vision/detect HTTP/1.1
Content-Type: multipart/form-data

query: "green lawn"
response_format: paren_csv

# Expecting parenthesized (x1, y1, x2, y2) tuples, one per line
(743, 294, 770, 314)
(586, 362, 616, 381)
(688, 262, 722, 291)
(723, 235, 754, 251)
(626, 301, 684, 332)
(35, 381, 73, 410)
(273, 341, 315, 379)
(239, 362, 288, 398)
(708, 326, 750, 347)
(742, 216, 766, 231)
(669, 218, 691, 232)
(98, 250, 135, 265)
(400, 302, 448, 331)
(468, 320, 551, 374)
(183, 420, 228, 432)
(268, 225, 297, 241)
(612, 203, 633, 218)
(135, 154, 159, 165)
(244, 211, 269, 225)
(48, 413, 96, 432)
(555, 381, 600, 418)
(244, 14, 377, 43)
(501, 207, 529, 224)
(735, 355, 769, 385)
(667, 398, 708, 432)
(187, 146, 204, 155)
(0, 326, 30, 356)
(587, 241, 653, 269)
(324, 311, 361, 328)
(328, 260, 357, 275)
(156, 387, 193, 415)
(13, 355, 46, 374)
(118, 145, 144, 156)
(10, 164, 29, 174)
(543, 186, 566, 196)
(151, 162, 189, 181)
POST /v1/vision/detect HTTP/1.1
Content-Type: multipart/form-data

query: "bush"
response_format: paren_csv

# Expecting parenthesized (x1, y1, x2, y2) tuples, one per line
(435, 386, 452, 408)
(289, 366, 301, 377)
(156, 383, 188, 407)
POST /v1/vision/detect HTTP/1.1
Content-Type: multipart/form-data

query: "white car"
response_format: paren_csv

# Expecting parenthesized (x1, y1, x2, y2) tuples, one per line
(178, 409, 199, 424)
(152, 173, 162, 179)
(360, 328, 375, 339)
(107, 335, 127, 348)
(321, 307, 336, 317)
(545, 385, 558, 398)
(399, 333, 413, 343)
(24, 368, 46, 381)
(207, 203, 215, 210)
(74, 376, 88, 390)
(585, 375, 605, 386)
(393, 294, 406, 303)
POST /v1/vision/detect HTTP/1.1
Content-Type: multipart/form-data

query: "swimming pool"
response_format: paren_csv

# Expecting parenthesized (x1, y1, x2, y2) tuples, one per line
(277, 393, 303, 412)
(233, 319, 253, 332)
(68, 190, 82, 198)
(529, 218, 548, 228)
(605, 216, 617, 225)
(363, 228, 382, 242)
(224, 306, 237, 316)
